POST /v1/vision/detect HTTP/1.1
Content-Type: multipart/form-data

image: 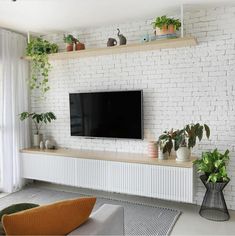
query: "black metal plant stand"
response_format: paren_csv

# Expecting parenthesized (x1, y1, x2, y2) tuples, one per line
(199, 175, 230, 221)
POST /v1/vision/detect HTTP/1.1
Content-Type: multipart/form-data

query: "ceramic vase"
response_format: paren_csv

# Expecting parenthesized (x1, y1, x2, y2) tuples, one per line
(33, 134, 43, 147)
(176, 147, 191, 162)
(148, 141, 157, 158)
(158, 147, 168, 160)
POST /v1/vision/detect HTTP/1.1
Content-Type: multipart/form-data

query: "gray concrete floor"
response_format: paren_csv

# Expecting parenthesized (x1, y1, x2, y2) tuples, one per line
(2, 181, 235, 235)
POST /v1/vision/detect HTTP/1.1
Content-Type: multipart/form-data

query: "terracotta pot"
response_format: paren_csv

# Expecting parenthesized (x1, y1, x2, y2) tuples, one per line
(76, 42, 85, 51)
(155, 25, 168, 36)
(168, 24, 175, 34)
(66, 43, 73, 52)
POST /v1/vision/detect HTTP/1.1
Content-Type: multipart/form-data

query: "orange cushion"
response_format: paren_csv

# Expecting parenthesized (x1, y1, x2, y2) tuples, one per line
(2, 197, 96, 235)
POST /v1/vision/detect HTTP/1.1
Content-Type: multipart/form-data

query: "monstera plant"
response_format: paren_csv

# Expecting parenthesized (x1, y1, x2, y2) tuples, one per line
(26, 37, 58, 98)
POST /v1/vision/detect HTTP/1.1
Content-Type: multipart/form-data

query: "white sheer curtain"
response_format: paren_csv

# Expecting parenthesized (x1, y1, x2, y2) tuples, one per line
(0, 29, 30, 193)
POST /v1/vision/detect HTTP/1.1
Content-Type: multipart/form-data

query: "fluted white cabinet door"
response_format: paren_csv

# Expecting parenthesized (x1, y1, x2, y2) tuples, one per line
(21, 153, 76, 186)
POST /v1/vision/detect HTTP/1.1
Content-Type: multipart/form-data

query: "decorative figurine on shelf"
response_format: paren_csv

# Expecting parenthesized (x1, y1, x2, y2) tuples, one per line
(117, 28, 127, 45)
(140, 34, 149, 43)
(39, 141, 44, 150)
(107, 38, 117, 47)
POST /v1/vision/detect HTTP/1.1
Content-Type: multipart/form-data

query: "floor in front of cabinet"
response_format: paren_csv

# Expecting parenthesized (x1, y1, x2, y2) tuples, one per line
(2, 181, 235, 235)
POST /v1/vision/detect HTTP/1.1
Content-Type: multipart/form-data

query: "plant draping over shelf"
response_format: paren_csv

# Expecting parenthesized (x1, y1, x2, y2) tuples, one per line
(26, 37, 58, 98)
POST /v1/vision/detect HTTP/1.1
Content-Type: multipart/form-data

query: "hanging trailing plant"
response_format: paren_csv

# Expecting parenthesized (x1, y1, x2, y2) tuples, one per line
(26, 37, 58, 98)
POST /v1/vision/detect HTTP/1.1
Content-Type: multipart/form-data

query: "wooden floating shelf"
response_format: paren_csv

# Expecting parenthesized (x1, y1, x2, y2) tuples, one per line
(21, 147, 196, 168)
(22, 36, 197, 61)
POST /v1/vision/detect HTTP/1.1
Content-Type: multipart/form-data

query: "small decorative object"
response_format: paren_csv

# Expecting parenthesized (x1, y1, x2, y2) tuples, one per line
(151, 15, 181, 36)
(157, 129, 177, 160)
(19, 112, 56, 148)
(140, 34, 149, 43)
(75, 42, 85, 50)
(107, 38, 117, 47)
(45, 140, 52, 149)
(194, 149, 230, 221)
(174, 123, 210, 162)
(26, 38, 58, 98)
(150, 35, 157, 41)
(63, 34, 74, 52)
(117, 28, 127, 45)
(39, 141, 44, 150)
(148, 141, 157, 158)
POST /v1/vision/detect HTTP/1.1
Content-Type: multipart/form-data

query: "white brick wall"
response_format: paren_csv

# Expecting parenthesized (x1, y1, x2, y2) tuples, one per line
(32, 6, 235, 209)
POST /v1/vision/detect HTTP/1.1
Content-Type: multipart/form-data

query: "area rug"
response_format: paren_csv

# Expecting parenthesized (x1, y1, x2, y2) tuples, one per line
(0, 186, 181, 235)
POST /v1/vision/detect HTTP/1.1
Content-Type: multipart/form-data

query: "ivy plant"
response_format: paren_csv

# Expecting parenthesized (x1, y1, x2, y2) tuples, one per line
(194, 149, 230, 183)
(26, 38, 58, 98)
(174, 123, 210, 151)
(19, 111, 56, 135)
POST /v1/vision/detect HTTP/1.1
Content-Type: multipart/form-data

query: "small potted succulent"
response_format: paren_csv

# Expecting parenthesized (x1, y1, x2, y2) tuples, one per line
(63, 34, 74, 51)
(151, 15, 181, 36)
(194, 149, 230, 221)
(174, 123, 210, 162)
(157, 129, 177, 160)
(19, 112, 56, 147)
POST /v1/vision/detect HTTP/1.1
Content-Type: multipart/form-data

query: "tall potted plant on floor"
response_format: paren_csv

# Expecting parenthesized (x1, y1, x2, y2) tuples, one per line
(174, 123, 210, 161)
(194, 149, 230, 221)
(19, 112, 56, 147)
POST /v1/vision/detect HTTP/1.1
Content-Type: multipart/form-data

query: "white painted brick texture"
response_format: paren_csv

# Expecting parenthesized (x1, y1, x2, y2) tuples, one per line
(32, 6, 235, 209)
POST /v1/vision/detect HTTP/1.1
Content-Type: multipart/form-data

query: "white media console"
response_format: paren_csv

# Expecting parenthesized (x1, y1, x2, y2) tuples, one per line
(20, 148, 195, 203)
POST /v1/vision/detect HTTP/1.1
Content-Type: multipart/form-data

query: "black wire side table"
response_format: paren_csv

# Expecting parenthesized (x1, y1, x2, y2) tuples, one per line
(199, 175, 230, 221)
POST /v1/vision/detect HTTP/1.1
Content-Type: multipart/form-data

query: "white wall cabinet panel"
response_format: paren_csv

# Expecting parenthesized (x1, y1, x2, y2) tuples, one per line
(21, 153, 194, 203)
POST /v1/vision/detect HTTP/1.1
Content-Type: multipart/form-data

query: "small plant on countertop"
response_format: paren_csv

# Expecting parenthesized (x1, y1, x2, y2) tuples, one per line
(194, 149, 230, 183)
(19, 111, 56, 135)
(157, 129, 178, 155)
(26, 37, 58, 98)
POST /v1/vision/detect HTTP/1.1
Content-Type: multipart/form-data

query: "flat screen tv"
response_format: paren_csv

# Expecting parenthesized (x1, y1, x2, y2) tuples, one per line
(69, 90, 143, 139)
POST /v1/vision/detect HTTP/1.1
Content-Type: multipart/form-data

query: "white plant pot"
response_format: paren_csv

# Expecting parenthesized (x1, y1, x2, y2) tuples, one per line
(33, 134, 43, 147)
(158, 147, 168, 160)
(176, 147, 191, 162)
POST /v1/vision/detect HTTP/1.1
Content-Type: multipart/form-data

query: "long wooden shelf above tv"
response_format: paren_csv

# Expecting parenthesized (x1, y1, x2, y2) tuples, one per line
(21, 147, 196, 168)
(22, 36, 197, 61)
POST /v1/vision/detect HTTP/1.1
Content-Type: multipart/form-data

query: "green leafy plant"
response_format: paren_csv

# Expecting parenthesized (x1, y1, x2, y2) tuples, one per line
(194, 149, 230, 183)
(26, 37, 58, 98)
(157, 129, 178, 155)
(19, 112, 56, 134)
(63, 34, 75, 44)
(152, 15, 181, 30)
(174, 123, 210, 151)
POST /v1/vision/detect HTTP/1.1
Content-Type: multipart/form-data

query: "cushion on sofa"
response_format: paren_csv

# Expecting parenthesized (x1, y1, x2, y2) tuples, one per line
(2, 197, 96, 235)
(0, 203, 39, 235)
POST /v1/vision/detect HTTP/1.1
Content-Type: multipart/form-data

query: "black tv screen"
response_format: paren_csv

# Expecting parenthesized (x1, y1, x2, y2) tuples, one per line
(69, 90, 143, 139)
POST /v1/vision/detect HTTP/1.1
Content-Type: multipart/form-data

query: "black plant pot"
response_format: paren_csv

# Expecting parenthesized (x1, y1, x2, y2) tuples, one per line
(199, 175, 230, 221)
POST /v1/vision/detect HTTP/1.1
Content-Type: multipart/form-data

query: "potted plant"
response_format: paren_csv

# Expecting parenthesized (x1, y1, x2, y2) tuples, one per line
(174, 123, 210, 162)
(194, 149, 230, 221)
(157, 129, 177, 160)
(63, 34, 74, 51)
(151, 15, 181, 36)
(26, 37, 58, 98)
(74, 37, 85, 51)
(19, 112, 56, 147)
